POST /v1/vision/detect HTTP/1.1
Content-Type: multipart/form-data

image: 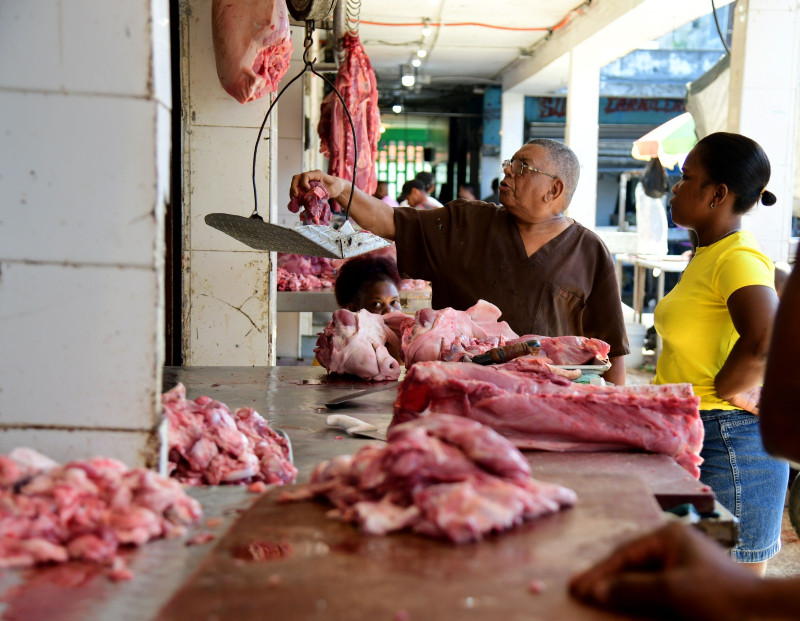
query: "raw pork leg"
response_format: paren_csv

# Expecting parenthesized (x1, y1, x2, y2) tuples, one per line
(401, 300, 517, 366)
(315, 309, 401, 381)
(212, 0, 292, 104)
(392, 361, 704, 478)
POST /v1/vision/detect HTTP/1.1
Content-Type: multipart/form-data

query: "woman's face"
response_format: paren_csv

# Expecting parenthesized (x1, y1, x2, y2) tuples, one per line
(352, 280, 401, 315)
(669, 149, 716, 229)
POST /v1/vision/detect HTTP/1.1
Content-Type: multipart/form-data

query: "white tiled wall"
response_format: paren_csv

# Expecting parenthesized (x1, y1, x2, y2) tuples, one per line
(185, 251, 272, 365)
(0, 1, 169, 466)
(0, 92, 164, 266)
(182, 1, 308, 365)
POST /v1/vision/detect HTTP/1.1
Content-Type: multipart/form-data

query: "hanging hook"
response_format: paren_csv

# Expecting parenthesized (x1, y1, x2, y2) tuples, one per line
(250, 18, 358, 223)
(302, 20, 316, 68)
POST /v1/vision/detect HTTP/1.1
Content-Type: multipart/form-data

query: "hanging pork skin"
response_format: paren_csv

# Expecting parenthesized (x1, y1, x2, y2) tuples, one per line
(211, 0, 293, 104)
(318, 33, 380, 195)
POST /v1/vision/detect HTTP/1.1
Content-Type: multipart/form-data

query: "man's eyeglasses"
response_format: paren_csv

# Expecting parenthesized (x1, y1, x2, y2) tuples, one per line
(501, 159, 558, 180)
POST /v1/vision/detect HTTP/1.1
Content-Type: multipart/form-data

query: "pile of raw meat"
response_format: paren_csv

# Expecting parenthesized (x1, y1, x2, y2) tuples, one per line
(277, 253, 336, 291)
(315, 309, 402, 381)
(211, 0, 293, 104)
(398, 279, 429, 291)
(287, 181, 334, 226)
(314, 300, 609, 381)
(0, 448, 202, 576)
(163, 383, 297, 486)
(392, 361, 704, 478)
(318, 33, 380, 194)
(278, 253, 336, 278)
(280, 415, 576, 543)
(277, 268, 333, 292)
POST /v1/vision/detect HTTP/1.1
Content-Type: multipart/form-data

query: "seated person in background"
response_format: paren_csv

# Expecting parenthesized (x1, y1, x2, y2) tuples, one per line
(415, 171, 444, 207)
(457, 183, 478, 201)
(373, 180, 398, 207)
(398, 179, 437, 210)
(334, 254, 402, 316)
(482, 177, 500, 204)
(569, 243, 800, 620)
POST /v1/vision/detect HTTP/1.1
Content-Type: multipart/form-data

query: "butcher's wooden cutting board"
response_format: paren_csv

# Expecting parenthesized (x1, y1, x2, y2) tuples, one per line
(156, 473, 664, 621)
(526, 452, 715, 514)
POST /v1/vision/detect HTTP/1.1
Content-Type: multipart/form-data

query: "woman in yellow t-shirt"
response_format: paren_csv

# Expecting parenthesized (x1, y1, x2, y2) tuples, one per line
(654, 132, 787, 576)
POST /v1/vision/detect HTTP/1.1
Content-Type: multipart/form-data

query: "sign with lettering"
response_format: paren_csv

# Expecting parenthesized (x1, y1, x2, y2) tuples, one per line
(525, 96, 686, 125)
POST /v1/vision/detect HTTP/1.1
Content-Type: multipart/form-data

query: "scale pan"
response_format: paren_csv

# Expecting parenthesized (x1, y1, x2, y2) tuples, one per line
(205, 214, 390, 259)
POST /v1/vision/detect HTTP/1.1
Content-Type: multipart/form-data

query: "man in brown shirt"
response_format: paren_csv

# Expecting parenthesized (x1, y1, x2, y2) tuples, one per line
(291, 139, 629, 384)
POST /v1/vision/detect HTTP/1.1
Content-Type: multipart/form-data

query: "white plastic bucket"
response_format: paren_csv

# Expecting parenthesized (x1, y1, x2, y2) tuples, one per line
(624, 322, 647, 369)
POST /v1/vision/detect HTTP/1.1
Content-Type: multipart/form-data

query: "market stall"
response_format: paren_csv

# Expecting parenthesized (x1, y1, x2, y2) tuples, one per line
(0, 366, 727, 620)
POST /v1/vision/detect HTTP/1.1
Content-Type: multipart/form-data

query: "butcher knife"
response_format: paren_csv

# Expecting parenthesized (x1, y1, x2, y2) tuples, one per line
(464, 339, 541, 365)
(324, 382, 400, 409)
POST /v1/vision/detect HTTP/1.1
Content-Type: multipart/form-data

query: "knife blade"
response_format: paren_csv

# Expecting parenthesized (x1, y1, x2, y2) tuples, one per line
(466, 339, 541, 365)
(324, 382, 400, 409)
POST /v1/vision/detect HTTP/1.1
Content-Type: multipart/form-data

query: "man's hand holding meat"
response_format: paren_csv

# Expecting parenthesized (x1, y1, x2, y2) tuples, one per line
(290, 139, 630, 385)
(290, 170, 397, 240)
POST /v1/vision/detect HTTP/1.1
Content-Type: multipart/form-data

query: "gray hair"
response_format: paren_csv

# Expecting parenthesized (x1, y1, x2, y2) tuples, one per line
(525, 138, 580, 207)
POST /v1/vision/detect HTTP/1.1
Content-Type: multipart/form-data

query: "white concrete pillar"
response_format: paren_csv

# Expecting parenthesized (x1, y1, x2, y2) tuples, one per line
(500, 92, 525, 161)
(0, 1, 171, 465)
(181, 5, 295, 365)
(728, 0, 799, 262)
(564, 43, 601, 229)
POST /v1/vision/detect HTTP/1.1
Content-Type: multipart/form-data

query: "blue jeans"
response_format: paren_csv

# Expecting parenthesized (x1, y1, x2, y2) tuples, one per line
(700, 409, 789, 562)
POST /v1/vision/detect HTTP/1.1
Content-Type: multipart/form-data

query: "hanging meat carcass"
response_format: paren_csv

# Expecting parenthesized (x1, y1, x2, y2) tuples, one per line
(318, 33, 380, 195)
(211, 0, 293, 104)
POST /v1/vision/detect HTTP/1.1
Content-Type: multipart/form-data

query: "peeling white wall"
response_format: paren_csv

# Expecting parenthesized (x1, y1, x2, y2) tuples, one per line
(0, 0, 171, 465)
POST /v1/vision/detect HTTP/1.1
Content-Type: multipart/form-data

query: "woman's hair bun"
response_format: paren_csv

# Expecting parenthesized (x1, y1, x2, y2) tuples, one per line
(760, 190, 777, 206)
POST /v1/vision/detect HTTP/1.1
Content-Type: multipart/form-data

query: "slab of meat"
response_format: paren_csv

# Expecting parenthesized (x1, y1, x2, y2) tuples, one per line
(512, 335, 611, 365)
(392, 362, 704, 478)
(163, 384, 297, 486)
(399, 300, 610, 367)
(277, 267, 333, 291)
(287, 181, 333, 225)
(315, 309, 401, 381)
(0, 449, 202, 574)
(211, 0, 292, 104)
(401, 300, 518, 366)
(496, 356, 582, 380)
(280, 414, 576, 543)
(318, 33, 380, 194)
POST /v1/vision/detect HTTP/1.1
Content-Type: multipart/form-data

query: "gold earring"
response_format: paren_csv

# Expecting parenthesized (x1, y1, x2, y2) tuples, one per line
(710, 202, 716, 209)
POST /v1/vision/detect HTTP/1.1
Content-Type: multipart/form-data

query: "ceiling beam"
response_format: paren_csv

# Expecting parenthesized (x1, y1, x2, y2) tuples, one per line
(502, 0, 735, 95)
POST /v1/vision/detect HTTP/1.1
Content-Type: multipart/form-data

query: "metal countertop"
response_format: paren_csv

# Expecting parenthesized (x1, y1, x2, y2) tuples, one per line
(0, 366, 715, 620)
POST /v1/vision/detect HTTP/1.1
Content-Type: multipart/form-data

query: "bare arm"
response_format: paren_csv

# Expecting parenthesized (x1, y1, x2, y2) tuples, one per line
(760, 245, 800, 462)
(602, 356, 625, 385)
(290, 170, 396, 239)
(570, 522, 799, 621)
(714, 285, 778, 406)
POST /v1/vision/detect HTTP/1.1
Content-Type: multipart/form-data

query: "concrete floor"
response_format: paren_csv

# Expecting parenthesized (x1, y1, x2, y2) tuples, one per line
(626, 362, 800, 579)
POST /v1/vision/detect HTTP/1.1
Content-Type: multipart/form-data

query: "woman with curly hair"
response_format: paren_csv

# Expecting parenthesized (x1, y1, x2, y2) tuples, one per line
(334, 254, 402, 315)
